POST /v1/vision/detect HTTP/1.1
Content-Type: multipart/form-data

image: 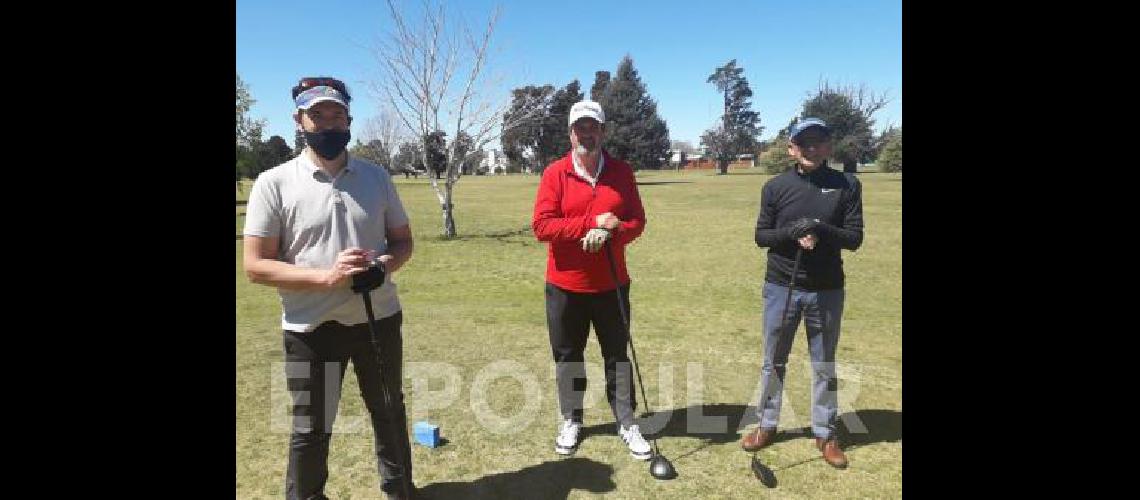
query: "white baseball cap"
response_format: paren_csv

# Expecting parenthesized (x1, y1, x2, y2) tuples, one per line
(568, 100, 605, 127)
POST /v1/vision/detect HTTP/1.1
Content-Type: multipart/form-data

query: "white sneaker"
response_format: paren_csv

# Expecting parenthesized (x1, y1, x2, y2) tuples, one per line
(555, 419, 581, 455)
(619, 424, 652, 460)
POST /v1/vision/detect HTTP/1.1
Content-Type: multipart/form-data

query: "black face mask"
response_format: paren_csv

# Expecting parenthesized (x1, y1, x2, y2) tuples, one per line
(304, 129, 351, 160)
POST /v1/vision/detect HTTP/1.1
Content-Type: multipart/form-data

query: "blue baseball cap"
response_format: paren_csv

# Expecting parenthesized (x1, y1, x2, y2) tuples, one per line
(295, 85, 350, 111)
(788, 118, 830, 142)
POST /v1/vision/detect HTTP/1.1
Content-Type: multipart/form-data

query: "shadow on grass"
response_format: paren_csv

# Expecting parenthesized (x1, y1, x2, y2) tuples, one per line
(425, 226, 535, 246)
(417, 457, 615, 500)
(577, 405, 900, 463)
(750, 408, 901, 474)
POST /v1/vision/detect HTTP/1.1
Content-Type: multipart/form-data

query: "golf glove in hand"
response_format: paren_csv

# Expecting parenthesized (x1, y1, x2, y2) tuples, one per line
(581, 228, 611, 253)
(788, 217, 820, 239)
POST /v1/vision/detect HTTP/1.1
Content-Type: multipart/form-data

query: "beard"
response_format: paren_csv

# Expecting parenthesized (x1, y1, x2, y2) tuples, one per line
(575, 138, 598, 155)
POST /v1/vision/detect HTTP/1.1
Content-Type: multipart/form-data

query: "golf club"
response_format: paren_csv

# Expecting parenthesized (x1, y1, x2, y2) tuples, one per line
(353, 259, 413, 499)
(750, 246, 802, 488)
(603, 241, 677, 480)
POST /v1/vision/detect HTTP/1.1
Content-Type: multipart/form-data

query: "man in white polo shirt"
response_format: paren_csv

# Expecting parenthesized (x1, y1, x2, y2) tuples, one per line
(242, 76, 416, 500)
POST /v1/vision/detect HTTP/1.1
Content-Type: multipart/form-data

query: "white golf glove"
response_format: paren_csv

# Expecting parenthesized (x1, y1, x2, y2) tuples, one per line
(580, 228, 611, 253)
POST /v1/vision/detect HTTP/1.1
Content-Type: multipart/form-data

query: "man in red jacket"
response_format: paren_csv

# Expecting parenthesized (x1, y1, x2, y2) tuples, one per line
(532, 99, 650, 460)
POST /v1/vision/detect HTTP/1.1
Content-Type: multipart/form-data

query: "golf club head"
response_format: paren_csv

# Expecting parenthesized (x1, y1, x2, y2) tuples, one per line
(751, 454, 777, 488)
(649, 454, 677, 480)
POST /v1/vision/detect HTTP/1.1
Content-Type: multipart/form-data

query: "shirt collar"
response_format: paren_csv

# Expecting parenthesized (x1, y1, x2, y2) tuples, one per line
(570, 150, 605, 186)
(300, 151, 355, 180)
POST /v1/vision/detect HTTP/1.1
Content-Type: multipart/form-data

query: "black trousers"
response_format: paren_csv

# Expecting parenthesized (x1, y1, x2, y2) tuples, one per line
(282, 311, 412, 499)
(545, 282, 636, 428)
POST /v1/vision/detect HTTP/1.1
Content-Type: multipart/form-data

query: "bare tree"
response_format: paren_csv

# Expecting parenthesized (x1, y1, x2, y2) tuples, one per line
(801, 80, 890, 173)
(360, 111, 404, 148)
(370, 0, 550, 238)
(358, 110, 406, 171)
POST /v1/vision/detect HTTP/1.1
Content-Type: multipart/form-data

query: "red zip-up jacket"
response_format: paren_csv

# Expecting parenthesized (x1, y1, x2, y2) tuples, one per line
(532, 150, 646, 292)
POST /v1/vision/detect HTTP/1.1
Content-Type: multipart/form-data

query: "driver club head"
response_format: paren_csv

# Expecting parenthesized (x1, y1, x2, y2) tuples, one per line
(649, 454, 677, 480)
(750, 454, 777, 488)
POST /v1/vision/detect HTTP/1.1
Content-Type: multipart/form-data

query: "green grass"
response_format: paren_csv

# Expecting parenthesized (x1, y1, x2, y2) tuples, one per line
(237, 169, 901, 499)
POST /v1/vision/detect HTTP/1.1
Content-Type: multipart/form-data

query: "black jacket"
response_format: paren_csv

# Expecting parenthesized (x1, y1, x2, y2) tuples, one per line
(754, 164, 864, 290)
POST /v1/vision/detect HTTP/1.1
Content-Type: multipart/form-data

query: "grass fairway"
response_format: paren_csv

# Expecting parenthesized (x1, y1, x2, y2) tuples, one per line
(237, 168, 901, 499)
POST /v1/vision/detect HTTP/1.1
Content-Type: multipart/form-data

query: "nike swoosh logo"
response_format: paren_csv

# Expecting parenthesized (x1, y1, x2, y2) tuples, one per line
(821, 189, 836, 193)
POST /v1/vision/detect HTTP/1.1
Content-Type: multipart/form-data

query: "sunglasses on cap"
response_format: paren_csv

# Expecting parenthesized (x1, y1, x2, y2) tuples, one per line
(292, 77, 350, 100)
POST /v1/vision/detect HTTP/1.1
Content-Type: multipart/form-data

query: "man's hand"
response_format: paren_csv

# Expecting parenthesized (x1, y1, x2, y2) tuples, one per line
(788, 217, 820, 239)
(595, 212, 621, 231)
(324, 248, 371, 289)
(798, 234, 817, 250)
(580, 228, 612, 253)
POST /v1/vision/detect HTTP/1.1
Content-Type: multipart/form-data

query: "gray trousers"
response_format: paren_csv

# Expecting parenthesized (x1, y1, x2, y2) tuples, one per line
(754, 281, 845, 439)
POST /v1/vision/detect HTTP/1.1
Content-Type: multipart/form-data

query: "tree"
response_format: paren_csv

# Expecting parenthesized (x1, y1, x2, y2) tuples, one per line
(236, 73, 268, 182)
(236, 72, 256, 147)
(370, 0, 549, 238)
(393, 141, 425, 174)
(590, 71, 610, 102)
(237, 120, 267, 179)
(871, 124, 899, 160)
(244, 129, 285, 180)
(799, 81, 889, 173)
(500, 79, 583, 173)
(701, 59, 762, 174)
(757, 136, 798, 174)
(699, 126, 729, 172)
(876, 127, 902, 172)
(596, 55, 670, 170)
(423, 130, 448, 179)
(349, 139, 392, 171)
(539, 80, 582, 166)
(265, 135, 294, 167)
(454, 132, 485, 175)
(236, 145, 254, 187)
(357, 110, 405, 171)
(501, 85, 553, 174)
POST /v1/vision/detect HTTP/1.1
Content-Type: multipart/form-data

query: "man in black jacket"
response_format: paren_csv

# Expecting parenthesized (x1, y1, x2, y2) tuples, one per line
(740, 118, 864, 469)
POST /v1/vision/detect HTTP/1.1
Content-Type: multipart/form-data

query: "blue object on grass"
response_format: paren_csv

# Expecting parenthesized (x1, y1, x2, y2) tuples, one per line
(413, 421, 440, 448)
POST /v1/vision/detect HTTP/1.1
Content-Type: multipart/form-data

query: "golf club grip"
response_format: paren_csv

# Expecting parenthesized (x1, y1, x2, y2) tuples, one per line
(603, 242, 660, 455)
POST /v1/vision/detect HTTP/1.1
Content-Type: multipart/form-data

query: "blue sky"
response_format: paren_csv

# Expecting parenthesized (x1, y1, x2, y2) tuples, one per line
(237, 0, 900, 149)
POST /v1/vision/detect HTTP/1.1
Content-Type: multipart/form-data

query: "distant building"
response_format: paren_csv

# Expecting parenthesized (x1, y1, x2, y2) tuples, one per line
(480, 149, 509, 175)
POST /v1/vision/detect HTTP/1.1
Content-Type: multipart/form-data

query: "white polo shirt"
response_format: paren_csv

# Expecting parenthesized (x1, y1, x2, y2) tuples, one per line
(243, 153, 410, 332)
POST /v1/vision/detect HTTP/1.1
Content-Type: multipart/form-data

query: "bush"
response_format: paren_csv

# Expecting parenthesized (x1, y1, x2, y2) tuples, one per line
(877, 131, 902, 173)
(758, 137, 798, 174)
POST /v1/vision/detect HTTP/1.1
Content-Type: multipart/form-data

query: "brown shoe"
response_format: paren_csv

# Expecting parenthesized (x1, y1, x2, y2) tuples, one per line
(741, 427, 777, 451)
(816, 437, 848, 469)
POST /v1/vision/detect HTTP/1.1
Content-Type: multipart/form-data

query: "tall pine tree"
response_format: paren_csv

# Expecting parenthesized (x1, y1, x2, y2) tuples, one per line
(702, 59, 762, 174)
(596, 56, 669, 170)
(540, 80, 583, 165)
(590, 71, 610, 102)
